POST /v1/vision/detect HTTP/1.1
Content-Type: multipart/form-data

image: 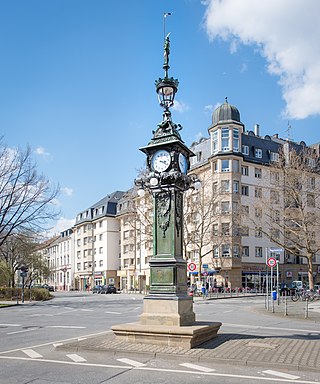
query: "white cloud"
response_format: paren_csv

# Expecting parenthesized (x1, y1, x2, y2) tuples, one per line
(44, 217, 75, 238)
(172, 99, 189, 113)
(203, 0, 320, 119)
(62, 187, 74, 197)
(35, 146, 51, 158)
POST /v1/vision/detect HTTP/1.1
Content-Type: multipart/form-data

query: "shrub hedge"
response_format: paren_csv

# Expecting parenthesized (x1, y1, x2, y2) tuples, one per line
(0, 287, 52, 301)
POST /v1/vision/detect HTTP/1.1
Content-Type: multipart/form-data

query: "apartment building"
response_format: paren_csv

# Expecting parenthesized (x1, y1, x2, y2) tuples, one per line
(73, 191, 124, 290)
(39, 229, 74, 291)
(188, 99, 320, 289)
(116, 190, 153, 292)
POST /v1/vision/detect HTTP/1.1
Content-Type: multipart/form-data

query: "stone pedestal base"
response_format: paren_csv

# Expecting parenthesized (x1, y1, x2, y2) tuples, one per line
(140, 296, 195, 326)
(112, 295, 221, 349)
(112, 321, 222, 349)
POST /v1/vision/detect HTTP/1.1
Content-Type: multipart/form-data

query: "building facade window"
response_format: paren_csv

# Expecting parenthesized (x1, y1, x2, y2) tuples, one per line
(241, 185, 249, 196)
(233, 159, 239, 172)
(221, 180, 230, 192)
(221, 127, 230, 151)
(255, 148, 263, 158)
(212, 131, 218, 154)
(308, 177, 315, 189)
(221, 159, 230, 172)
(270, 152, 279, 162)
(241, 166, 249, 176)
(212, 224, 218, 236)
(255, 227, 262, 238)
(242, 246, 249, 257)
(270, 171, 280, 184)
(222, 244, 230, 257)
(233, 128, 239, 152)
(242, 145, 249, 155)
(221, 223, 230, 236)
(233, 181, 239, 193)
(254, 168, 262, 178)
(221, 201, 230, 214)
(255, 247, 263, 257)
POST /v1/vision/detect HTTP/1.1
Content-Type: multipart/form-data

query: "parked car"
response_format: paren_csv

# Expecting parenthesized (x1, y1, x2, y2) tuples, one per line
(92, 285, 102, 294)
(100, 285, 117, 294)
(32, 284, 54, 292)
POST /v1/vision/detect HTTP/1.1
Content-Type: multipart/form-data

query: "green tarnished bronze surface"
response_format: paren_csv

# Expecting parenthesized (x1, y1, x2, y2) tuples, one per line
(153, 190, 183, 260)
(151, 266, 174, 286)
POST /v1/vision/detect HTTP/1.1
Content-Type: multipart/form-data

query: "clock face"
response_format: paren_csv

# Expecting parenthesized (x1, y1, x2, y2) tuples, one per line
(178, 153, 188, 174)
(151, 150, 171, 172)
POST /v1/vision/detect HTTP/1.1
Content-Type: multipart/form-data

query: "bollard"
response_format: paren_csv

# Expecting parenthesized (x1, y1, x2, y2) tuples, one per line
(305, 298, 309, 319)
(284, 291, 288, 316)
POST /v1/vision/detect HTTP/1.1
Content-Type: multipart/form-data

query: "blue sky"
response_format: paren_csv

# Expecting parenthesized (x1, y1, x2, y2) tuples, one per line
(1, 0, 320, 234)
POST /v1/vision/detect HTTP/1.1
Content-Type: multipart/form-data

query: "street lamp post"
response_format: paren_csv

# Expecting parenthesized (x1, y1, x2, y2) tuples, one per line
(62, 266, 67, 291)
(112, 29, 221, 349)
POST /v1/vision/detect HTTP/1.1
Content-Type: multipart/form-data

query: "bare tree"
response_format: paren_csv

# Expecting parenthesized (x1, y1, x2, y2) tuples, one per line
(183, 173, 221, 279)
(0, 140, 59, 247)
(0, 233, 38, 287)
(250, 146, 320, 290)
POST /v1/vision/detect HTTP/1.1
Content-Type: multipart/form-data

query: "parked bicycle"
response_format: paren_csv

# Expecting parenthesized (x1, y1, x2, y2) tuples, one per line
(291, 289, 315, 302)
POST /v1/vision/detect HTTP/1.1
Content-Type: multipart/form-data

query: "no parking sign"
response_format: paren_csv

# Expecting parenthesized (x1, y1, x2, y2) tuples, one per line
(187, 262, 197, 272)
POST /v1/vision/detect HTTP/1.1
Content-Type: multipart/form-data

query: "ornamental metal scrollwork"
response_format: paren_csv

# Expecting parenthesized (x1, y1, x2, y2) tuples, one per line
(156, 191, 171, 238)
(175, 192, 182, 237)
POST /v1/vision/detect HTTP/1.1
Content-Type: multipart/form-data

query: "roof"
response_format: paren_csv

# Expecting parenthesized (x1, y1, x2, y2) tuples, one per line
(211, 99, 242, 127)
(75, 190, 125, 224)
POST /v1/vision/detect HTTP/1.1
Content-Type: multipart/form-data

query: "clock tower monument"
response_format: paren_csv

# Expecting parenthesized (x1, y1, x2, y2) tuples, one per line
(112, 32, 221, 348)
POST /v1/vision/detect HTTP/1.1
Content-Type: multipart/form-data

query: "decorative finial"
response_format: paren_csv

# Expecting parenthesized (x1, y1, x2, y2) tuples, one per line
(225, 97, 228, 103)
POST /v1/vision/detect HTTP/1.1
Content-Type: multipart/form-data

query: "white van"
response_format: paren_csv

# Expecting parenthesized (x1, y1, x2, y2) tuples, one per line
(291, 281, 303, 290)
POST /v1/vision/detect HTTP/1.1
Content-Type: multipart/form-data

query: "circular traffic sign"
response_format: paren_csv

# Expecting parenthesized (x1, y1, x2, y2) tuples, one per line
(187, 262, 197, 272)
(267, 257, 277, 267)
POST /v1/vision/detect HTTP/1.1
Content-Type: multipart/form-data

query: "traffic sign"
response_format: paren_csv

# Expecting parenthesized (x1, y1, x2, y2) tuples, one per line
(267, 257, 277, 268)
(187, 262, 197, 272)
(202, 264, 208, 269)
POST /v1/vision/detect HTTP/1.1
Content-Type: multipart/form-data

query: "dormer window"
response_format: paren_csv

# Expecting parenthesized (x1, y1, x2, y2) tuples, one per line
(242, 145, 249, 155)
(255, 148, 263, 158)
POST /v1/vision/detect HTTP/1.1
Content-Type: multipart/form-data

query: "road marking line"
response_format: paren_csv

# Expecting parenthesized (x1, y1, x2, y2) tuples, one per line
(180, 363, 215, 372)
(66, 354, 87, 363)
(7, 327, 39, 335)
(104, 311, 121, 315)
(0, 330, 112, 355)
(117, 358, 146, 367)
(52, 343, 63, 348)
(22, 349, 43, 359)
(0, 356, 317, 383)
(0, 324, 21, 327)
(47, 326, 86, 329)
(77, 338, 87, 341)
(263, 370, 300, 380)
(80, 309, 94, 312)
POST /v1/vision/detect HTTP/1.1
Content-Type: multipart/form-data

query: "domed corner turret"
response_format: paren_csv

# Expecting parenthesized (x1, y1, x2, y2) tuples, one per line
(211, 98, 242, 128)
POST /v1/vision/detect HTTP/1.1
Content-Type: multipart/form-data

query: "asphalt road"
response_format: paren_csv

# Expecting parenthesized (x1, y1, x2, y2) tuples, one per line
(0, 292, 319, 384)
